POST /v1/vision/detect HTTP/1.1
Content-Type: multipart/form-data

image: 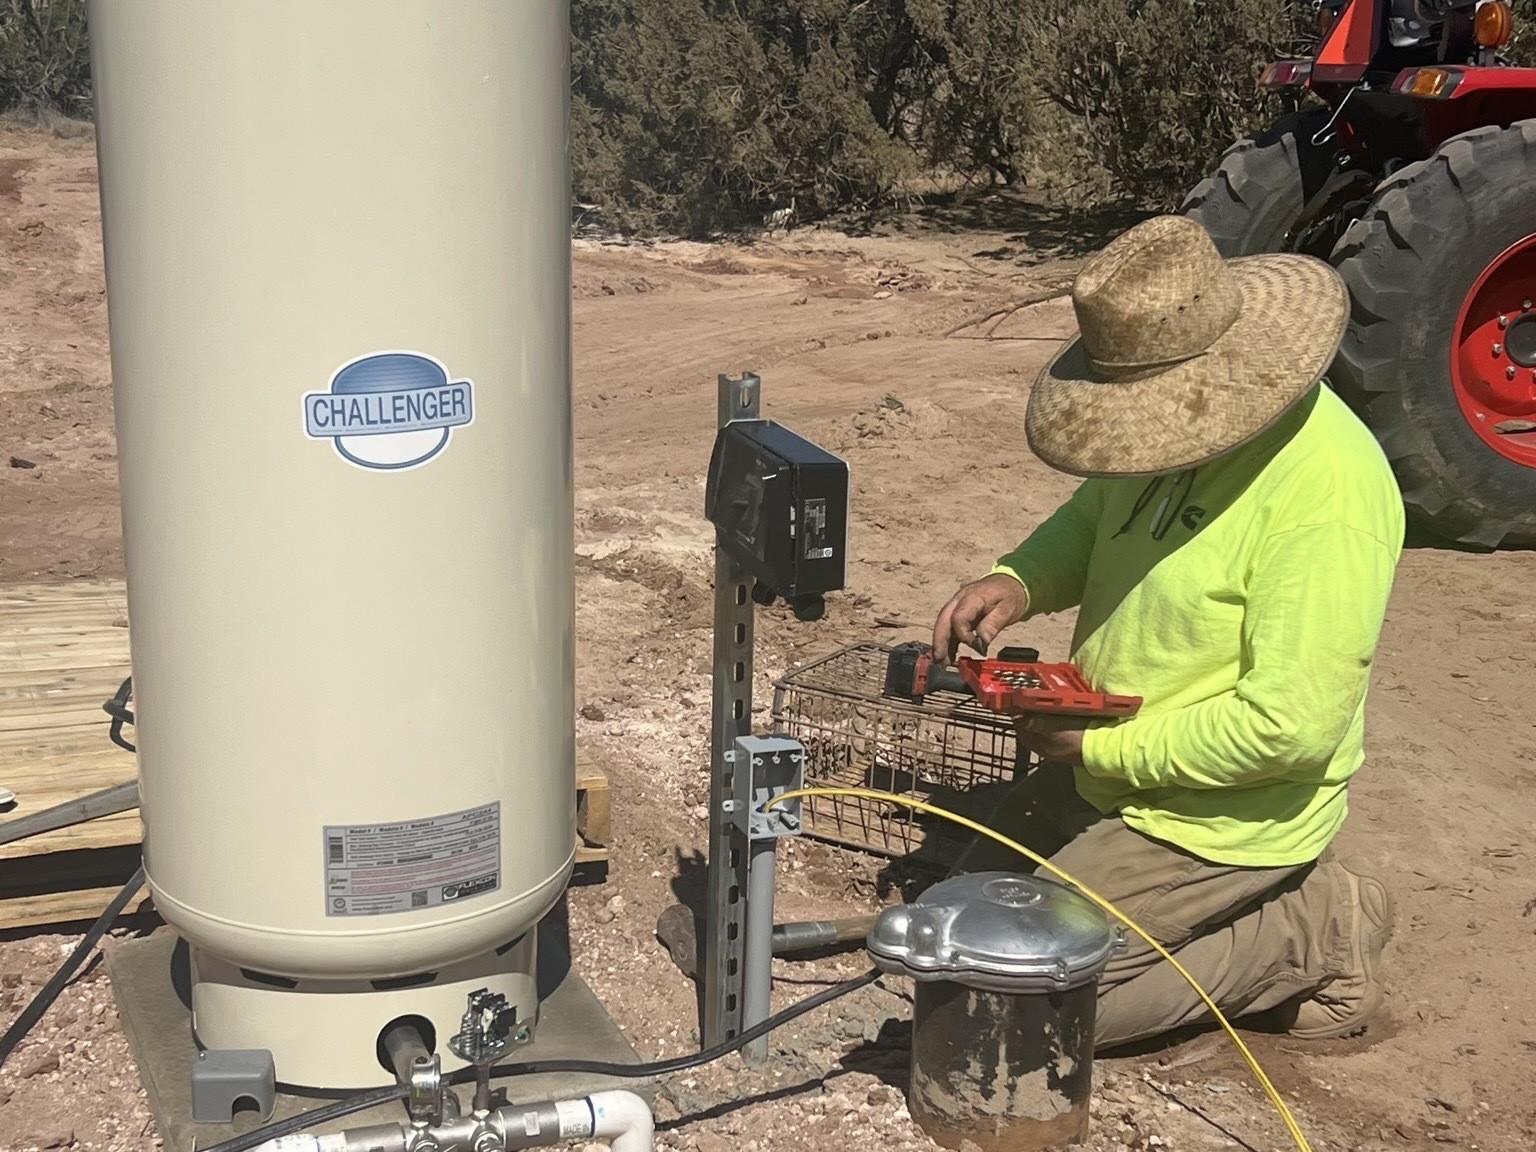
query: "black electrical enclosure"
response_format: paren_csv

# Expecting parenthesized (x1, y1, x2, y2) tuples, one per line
(705, 419, 848, 600)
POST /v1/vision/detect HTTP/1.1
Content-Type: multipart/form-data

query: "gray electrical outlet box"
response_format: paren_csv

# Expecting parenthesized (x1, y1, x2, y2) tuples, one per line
(191, 1048, 276, 1124)
(731, 734, 805, 840)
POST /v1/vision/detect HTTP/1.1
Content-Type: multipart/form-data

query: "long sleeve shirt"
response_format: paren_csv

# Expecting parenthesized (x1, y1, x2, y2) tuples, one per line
(993, 385, 1404, 866)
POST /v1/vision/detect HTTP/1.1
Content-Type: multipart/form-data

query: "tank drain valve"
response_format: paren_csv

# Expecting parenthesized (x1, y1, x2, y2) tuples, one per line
(450, 989, 529, 1114)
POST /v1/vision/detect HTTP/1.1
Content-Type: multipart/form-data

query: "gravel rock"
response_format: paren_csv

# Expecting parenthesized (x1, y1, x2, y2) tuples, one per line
(596, 894, 626, 924)
(23, 1127, 74, 1150)
(20, 1053, 62, 1078)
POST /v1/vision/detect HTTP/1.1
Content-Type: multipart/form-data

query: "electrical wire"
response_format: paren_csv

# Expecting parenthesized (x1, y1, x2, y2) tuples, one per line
(773, 785, 1314, 1152)
(0, 865, 146, 1070)
(199, 1085, 407, 1152)
(102, 676, 136, 753)
(482, 967, 879, 1081)
(202, 968, 879, 1151)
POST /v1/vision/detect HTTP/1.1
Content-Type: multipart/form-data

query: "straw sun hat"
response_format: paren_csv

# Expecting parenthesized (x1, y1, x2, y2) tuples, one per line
(1026, 215, 1349, 477)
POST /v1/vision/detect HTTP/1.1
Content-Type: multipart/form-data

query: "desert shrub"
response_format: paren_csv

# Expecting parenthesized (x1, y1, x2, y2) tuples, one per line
(1510, 0, 1536, 64)
(571, 0, 918, 233)
(1030, 0, 1313, 207)
(903, 0, 1041, 185)
(0, 0, 90, 118)
(569, 0, 1319, 221)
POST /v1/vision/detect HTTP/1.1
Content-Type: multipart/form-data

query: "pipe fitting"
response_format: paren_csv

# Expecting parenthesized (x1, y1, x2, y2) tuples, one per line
(250, 1091, 654, 1152)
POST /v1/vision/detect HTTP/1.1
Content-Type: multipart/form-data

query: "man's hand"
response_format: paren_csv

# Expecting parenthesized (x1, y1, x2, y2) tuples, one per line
(932, 573, 1030, 664)
(1014, 715, 1088, 767)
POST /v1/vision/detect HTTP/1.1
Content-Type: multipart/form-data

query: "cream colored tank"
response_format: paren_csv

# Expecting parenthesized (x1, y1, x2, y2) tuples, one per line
(88, 0, 573, 1085)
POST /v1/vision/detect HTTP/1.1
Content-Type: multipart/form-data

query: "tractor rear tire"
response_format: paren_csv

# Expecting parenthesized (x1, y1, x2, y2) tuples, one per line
(1180, 109, 1337, 257)
(1330, 122, 1536, 549)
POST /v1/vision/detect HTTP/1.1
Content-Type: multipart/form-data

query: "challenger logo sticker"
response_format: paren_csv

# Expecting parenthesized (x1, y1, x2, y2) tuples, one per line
(304, 351, 474, 471)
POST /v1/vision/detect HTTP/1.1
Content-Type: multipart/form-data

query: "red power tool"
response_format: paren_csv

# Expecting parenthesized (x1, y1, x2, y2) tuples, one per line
(883, 642, 1141, 718)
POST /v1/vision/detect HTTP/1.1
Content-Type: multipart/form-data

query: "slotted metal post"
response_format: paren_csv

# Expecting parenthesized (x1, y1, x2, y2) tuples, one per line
(702, 372, 760, 1049)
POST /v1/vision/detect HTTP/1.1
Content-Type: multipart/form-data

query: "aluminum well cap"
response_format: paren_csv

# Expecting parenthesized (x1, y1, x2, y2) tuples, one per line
(866, 872, 1120, 994)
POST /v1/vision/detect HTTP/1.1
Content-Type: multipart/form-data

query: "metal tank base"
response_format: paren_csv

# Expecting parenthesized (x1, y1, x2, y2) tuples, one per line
(108, 923, 648, 1149)
(190, 936, 539, 1089)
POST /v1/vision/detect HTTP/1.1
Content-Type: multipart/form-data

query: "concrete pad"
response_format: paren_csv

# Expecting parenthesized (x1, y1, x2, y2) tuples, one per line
(109, 918, 650, 1149)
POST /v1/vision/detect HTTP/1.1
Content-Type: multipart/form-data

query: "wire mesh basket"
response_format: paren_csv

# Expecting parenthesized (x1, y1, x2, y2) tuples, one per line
(771, 642, 1022, 866)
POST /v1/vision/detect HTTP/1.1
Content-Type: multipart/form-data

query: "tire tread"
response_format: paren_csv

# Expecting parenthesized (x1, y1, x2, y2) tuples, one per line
(1331, 122, 1536, 549)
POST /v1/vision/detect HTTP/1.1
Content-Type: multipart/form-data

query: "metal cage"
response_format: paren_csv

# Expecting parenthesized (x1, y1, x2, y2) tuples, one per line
(771, 642, 1022, 865)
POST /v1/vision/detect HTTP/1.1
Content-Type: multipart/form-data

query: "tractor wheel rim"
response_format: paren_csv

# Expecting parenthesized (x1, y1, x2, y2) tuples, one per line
(1452, 233, 1536, 468)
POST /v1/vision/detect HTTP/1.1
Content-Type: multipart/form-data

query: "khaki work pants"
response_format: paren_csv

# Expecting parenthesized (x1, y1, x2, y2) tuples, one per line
(953, 765, 1355, 1048)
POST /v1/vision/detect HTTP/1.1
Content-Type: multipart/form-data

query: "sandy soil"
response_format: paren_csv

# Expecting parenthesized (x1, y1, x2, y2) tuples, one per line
(1, 123, 1534, 1152)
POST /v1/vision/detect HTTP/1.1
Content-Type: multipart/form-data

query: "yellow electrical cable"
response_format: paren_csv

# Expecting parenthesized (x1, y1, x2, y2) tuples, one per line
(772, 786, 1312, 1152)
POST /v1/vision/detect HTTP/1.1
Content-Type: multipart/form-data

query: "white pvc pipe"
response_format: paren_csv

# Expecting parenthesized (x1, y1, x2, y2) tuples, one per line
(587, 1090, 656, 1152)
(247, 1089, 653, 1152)
(248, 1135, 348, 1152)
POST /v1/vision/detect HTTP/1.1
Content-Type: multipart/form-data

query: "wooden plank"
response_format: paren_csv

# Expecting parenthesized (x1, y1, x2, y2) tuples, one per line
(0, 744, 136, 786)
(0, 723, 131, 758)
(574, 746, 610, 854)
(2, 627, 128, 650)
(574, 843, 608, 867)
(0, 619, 128, 640)
(0, 843, 148, 930)
(0, 666, 131, 696)
(0, 597, 124, 613)
(0, 811, 142, 861)
(0, 595, 126, 613)
(0, 707, 119, 733)
(0, 642, 134, 674)
(577, 776, 611, 850)
(0, 685, 126, 714)
(0, 580, 129, 606)
(0, 885, 154, 931)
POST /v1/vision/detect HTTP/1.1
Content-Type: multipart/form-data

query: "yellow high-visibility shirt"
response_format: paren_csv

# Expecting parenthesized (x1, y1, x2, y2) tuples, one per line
(994, 384, 1404, 867)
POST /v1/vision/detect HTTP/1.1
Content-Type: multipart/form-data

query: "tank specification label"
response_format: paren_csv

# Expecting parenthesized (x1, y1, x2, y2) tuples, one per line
(323, 802, 500, 917)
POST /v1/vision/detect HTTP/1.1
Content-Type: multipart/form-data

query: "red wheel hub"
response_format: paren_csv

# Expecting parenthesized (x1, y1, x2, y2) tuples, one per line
(1452, 234, 1536, 469)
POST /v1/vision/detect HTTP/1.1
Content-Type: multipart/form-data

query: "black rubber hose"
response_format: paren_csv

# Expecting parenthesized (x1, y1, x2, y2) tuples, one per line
(199, 1085, 407, 1152)
(204, 968, 881, 1151)
(103, 675, 136, 753)
(0, 864, 146, 1069)
(482, 967, 881, 1081)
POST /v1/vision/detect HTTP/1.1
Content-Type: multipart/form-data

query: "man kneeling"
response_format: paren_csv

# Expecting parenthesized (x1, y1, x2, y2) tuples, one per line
(932, 216, 1401, 1046)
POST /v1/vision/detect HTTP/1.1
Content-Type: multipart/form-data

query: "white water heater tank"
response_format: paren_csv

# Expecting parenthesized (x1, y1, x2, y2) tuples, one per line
(88, 0, 573, 1086)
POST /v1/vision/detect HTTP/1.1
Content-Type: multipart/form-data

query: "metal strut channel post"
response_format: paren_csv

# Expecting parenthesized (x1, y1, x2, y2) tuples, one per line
(702, 372, 760, 1050)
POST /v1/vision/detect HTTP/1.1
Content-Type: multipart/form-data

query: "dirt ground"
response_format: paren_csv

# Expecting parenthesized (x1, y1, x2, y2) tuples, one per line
(2, 123, 1534, 1152)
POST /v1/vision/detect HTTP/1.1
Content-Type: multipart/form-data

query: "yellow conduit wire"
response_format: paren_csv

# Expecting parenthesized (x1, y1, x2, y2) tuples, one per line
(771, 786, 1312, 1152)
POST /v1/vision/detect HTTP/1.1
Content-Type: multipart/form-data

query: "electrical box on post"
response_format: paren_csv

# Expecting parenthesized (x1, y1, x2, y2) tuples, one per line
(705, 420, 849, 600)
(730, 734, 805, 840)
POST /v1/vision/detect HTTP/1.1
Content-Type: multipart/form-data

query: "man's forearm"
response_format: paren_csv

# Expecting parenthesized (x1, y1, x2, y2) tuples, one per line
(1083, 519, 1398, 792)
(1081, 682, 1361, 790)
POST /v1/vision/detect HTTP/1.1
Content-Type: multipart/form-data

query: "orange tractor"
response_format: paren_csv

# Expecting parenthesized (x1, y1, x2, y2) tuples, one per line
(1182, 0, 1536, 547)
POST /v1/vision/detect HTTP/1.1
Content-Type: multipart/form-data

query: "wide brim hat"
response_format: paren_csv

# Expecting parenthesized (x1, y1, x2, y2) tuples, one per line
(1026, 215, 1349, 477)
